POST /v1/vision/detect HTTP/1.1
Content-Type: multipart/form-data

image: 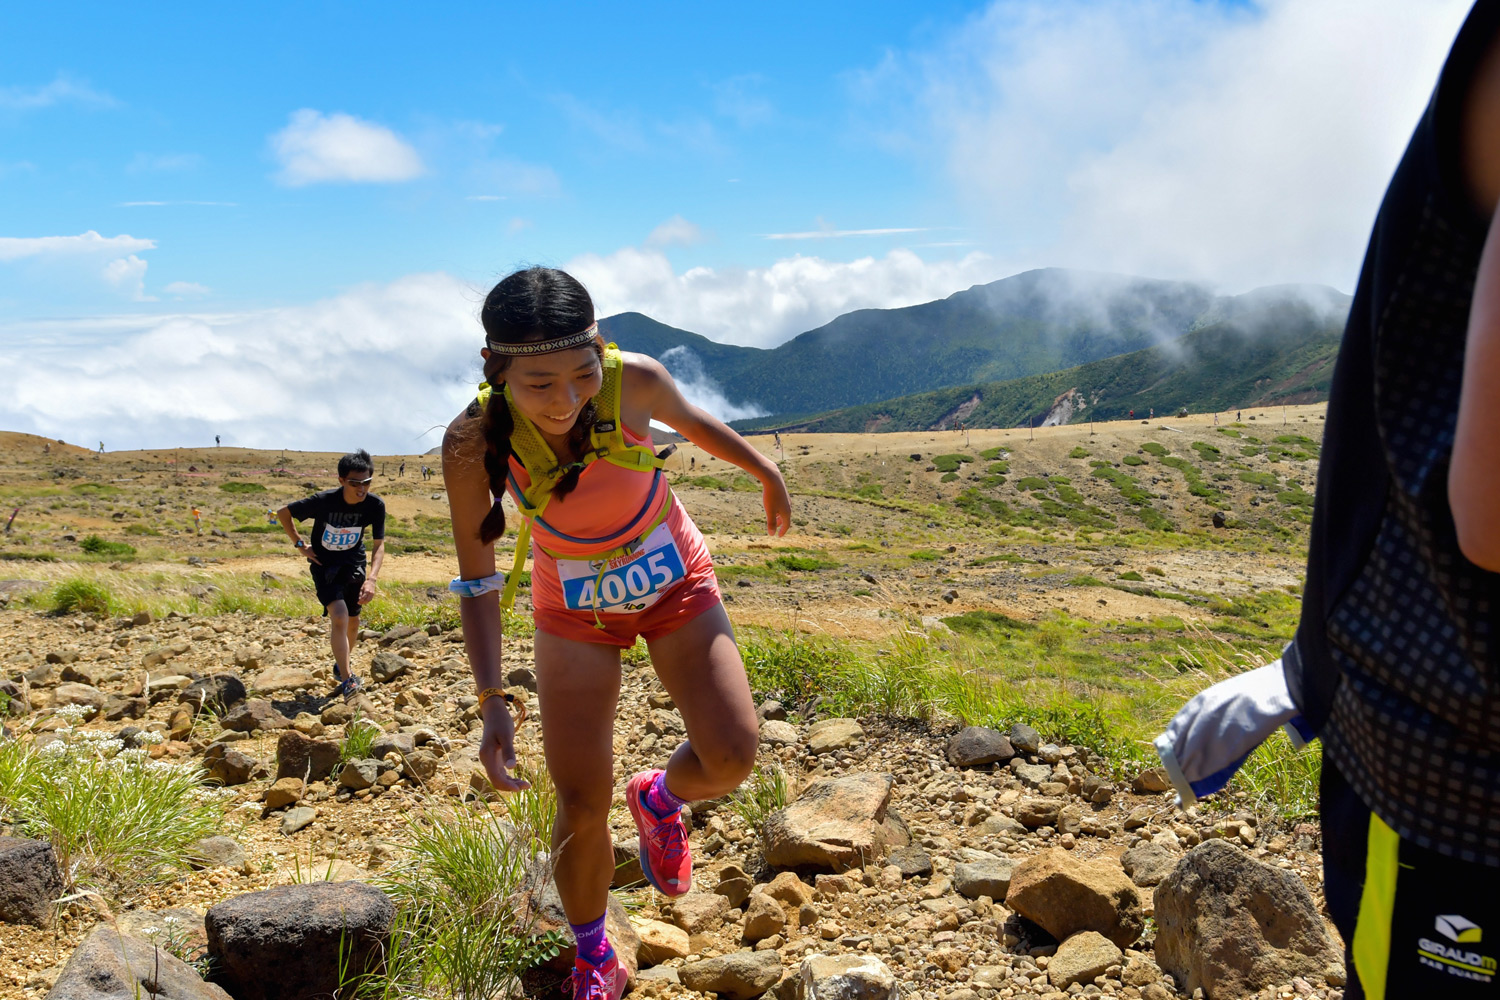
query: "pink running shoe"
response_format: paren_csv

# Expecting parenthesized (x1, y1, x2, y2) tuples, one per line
(626, 769, 692, 896)
(567, 953, 628, 1000)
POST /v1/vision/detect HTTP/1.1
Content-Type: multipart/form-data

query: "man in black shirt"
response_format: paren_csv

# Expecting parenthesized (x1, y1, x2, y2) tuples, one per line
(277, 449, 386, 699)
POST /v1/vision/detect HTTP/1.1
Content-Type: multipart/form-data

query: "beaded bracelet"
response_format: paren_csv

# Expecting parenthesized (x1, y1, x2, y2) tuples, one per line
(478, 686, 528, 725)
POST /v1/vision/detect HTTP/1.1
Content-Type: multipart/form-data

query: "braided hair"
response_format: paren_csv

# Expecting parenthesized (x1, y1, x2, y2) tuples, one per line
(477, 267, 603, 545)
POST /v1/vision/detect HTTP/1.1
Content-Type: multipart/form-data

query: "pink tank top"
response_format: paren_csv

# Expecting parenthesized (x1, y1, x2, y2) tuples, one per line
(505, 424, 669, 558)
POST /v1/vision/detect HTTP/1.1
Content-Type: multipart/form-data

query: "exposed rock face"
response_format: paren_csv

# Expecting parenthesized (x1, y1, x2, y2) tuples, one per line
(205, 882, 395, 1000)
(0, 836, 65, 927)
(678, 950, 783, 999)
(185, 836, 247, 873)
(48, 925, 232, 1000)
(945, 726, 1015, 768)
(1007, 848, 1144, 948)
(1121, 840, 1179, 887)
(763, 773, 908, 872)
(669, 891, 731, 935)
(1154, 840, 1339, 1000)
(633, 917, 690, 965)
(799, 953, 899, 999)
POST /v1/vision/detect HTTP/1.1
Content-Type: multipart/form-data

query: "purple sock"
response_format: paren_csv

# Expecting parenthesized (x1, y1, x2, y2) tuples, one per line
(571, 913, 612, 966)
(644, 771, 689, 818)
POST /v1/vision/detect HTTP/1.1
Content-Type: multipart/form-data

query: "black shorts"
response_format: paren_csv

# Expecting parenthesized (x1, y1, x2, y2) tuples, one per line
(310, 561, 366, 615)
(1321, 755, 1500, 998)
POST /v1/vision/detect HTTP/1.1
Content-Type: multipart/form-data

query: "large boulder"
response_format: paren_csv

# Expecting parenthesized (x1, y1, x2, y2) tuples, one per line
(679, 951, 783, 999)
(1006, 848, 1143, 948)
(205, 882, 394, 1000)
(1154, 839, 1340, 1000)
(178, 674, 246, 713)
(806, 718, 864, 754)
(185, 836, 248, 873)
(48, 925, 232, 1000)
(274, 731, 342, 783)
(668, 892, 730, 935)
(1049, 930, 1123, 988)
(633, 917, 690, 965)
(763, 773, 907, 872)
(219, 700, 292, 733)
(369, 651, 412, 684)
(51, 682, 106, 717)
(954, 858, 1016, 901)
(202, 744, 257, 786)
(799, 953, 899, 999)
(945, 726, 1015, 768)
(0, 836, 65, 926)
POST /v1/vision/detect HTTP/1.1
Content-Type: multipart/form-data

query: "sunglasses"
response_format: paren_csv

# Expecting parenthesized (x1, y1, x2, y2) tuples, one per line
(347, 477, 374, 486)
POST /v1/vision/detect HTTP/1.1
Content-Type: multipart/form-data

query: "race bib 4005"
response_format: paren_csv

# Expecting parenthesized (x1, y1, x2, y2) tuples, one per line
(321, 524, 363, 551)
(557, 523, 686, 614)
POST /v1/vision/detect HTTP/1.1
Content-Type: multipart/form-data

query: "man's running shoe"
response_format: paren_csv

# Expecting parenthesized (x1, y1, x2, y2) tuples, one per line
(331, 674, 364, 704)
(566, 953, 628, 1000)
(626, 769, 691, 896)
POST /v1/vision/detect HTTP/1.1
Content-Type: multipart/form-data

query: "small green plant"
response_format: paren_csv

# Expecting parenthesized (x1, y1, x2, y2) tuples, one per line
(1117, 571, 1144, 581)
(122, 523, 160, 536)
(218, 482, 267, 494)
(727, 764, 793, 836)
(370, 800, 567, 1000)
(1140, 442, 1168, 457)
(1069, 446, 1091, 459)
(908, 549, 942, 561)
(1122, 454, 1145, 466)
(79, 535, 136, 557)
(340, 715, 381, 763)
(49, 578, 114, 615)
(1015, 476, 1049, 491)
(931, 453, 973, 473)
(769, 555, 840, 572)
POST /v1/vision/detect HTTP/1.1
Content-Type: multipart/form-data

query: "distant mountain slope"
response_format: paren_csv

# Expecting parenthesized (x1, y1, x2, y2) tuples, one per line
(600, 268, 1236, 416)
(734, 290, 1347, 433)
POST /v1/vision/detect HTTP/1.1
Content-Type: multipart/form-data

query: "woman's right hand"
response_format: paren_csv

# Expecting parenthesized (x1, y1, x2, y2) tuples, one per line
(478, 698, 531, 793)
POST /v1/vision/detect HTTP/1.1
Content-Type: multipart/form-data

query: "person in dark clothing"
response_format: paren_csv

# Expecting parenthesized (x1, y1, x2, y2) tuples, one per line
(1155, 8, 1500, 997)
(277, 449, 386, 699)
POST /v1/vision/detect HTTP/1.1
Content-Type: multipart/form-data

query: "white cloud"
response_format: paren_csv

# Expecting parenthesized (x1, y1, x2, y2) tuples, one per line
(102, 255, 152, 301)
(876, 0, 1473, 292)
(658, 346, 767, 420)
(645, 215, 706, 248)
(0, 231, 155, 261)
(127, 152, 202, 173)
(270, 109, 425, 186)
(0, 274, 484, 452)
(566, 245, 997, 347)
(764, 226, 931, 241)
(0, 74, 117, 111)
(164, 281, 211, 298)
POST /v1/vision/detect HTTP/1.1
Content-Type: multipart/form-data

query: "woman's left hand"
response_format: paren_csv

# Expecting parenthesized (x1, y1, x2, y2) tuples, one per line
(762, 472, 792, 536)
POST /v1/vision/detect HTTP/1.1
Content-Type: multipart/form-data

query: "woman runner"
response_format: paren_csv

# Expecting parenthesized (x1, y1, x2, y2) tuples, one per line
(443, 267, 791, 999)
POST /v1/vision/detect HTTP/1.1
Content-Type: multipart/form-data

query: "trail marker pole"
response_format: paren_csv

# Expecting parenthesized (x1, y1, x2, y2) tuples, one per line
(4, 507, 18, 534)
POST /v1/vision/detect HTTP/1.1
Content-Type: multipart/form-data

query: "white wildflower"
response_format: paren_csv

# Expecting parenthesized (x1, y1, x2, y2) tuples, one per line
(52, 704, 91, 721)
(135, 730, 165, 746)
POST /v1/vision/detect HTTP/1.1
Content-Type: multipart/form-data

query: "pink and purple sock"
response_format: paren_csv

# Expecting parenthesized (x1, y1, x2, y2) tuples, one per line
(644, 771, 688, 818)
(570, 913, 612, 966)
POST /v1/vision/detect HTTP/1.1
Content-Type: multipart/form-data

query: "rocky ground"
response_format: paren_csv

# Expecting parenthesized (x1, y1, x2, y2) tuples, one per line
(0, 411, 1343, 1000)
(1, 602, 1343, 1000)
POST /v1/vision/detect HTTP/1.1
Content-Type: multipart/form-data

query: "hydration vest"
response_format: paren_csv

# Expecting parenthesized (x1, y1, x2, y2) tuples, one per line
(475, 344, 674, 615)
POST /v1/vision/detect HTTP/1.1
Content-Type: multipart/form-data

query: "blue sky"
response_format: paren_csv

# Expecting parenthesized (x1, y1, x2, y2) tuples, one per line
(0, 1, 1475, 450)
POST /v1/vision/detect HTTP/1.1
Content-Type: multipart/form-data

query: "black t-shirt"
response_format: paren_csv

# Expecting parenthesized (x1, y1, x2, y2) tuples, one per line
(286, 489, 385, 567)
(1285, 0, 1500, 865)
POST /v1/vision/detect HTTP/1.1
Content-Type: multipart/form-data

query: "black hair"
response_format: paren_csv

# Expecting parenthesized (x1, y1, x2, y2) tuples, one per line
(478, 267, 602, 545)
(338, 449, 374, 478)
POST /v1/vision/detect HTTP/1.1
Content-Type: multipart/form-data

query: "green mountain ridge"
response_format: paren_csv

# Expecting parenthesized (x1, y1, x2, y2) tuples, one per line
(728, 294, 1345, 433)
(599, 267, 1347, 421)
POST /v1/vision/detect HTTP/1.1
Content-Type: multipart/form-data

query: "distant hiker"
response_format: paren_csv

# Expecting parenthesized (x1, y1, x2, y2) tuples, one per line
(1213, 413, 1219, 426)
(277, 449, 385, 702)
(1156, 8, 1500, 995)
(42, 443, 49, 454)
(442, 267, 789, 998)
(98, 441, 103, 453)
(265, 507, 277, 525)
(1149, 407, 1154, 419)
(191, 507, 201, 534)
(215, 435, 221, 447)
(399, 460, 406, 478)
(1237, 410, 1242, 421)
(690, 456, 696, 470)
(1129, 409, 1134, 419)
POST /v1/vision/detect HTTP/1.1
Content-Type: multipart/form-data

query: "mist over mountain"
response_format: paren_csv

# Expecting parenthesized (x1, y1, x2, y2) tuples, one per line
(732, 287, 1349, 434)
(600, 267, 1349, 425)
